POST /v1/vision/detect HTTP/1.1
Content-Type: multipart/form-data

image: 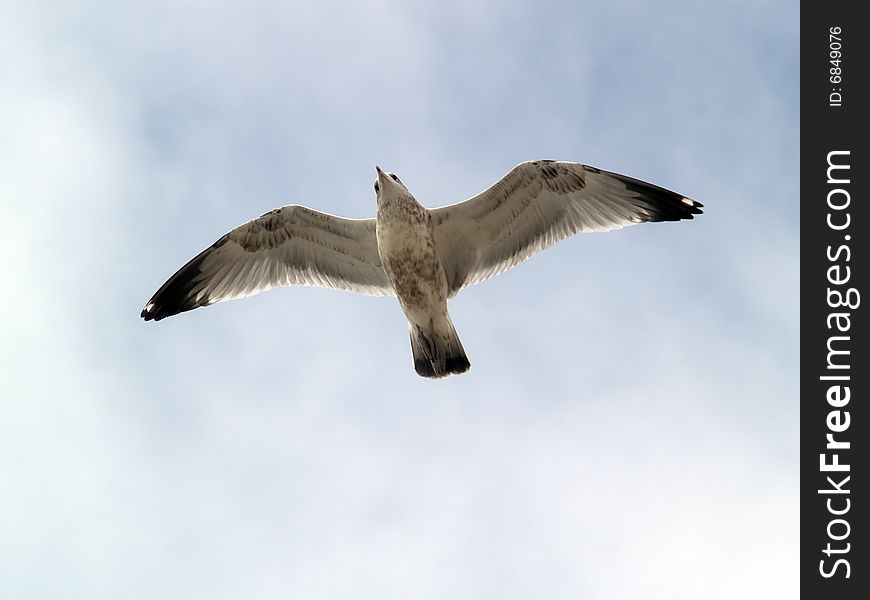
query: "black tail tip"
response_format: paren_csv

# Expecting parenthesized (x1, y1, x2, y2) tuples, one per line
(446, 355, 471, 375)
(414, 355, 471, 379)
(414, 358, 438, 378)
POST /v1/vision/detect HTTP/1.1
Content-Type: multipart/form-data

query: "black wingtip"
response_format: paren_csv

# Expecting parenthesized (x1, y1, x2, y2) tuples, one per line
(140, 246, 215, 322)
(678, 197, 704, 219)
(140, 303, 173, 321)
(605, 170, 704, 223)
(140, 290, 209, 322)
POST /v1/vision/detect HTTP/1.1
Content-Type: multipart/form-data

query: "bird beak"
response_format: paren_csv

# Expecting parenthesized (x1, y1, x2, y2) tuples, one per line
(375, 166, 387, 185)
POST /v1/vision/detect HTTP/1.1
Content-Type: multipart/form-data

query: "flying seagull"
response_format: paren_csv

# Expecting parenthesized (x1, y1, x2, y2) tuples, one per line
(141, 161, 702, 378)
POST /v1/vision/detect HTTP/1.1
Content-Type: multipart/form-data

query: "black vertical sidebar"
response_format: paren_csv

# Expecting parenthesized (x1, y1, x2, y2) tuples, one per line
(801, 2, 868, 598)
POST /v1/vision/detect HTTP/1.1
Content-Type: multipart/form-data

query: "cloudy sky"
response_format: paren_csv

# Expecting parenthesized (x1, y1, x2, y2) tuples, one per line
(1, 0, 797, 598)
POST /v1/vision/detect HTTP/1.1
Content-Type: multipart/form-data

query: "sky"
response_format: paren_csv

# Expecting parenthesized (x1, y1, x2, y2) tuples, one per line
(1, 1, 798, 598)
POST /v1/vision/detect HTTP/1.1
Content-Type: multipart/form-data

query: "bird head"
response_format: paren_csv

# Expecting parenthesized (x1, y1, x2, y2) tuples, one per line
(374, 166, 408, 200)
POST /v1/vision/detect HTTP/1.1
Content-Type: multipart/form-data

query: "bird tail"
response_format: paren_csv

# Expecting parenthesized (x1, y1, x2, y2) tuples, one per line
(410, 315, 470, 379)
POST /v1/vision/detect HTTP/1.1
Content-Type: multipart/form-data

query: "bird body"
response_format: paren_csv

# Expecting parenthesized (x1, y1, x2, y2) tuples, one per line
(141, 160, 703, 378)
(374, 167, 469, 377)
(375, 168, 441, 319)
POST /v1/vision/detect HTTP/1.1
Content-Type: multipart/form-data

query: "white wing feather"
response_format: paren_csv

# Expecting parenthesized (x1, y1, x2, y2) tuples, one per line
(430, 161, 702, 295)
(141, 204, 393, 321)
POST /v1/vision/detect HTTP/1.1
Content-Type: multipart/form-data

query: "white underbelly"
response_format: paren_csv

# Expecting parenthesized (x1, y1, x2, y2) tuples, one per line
(377, 223, 447, 318)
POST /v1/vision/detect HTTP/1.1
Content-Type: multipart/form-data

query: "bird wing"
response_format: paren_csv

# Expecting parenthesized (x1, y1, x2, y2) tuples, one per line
(430, 161, 703, 295)
(141, 204, 393, 321)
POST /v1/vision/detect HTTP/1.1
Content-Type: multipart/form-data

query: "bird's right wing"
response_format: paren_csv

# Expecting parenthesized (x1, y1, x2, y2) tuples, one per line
(430, 161, 702, 295)
(141, 204, 393, 321)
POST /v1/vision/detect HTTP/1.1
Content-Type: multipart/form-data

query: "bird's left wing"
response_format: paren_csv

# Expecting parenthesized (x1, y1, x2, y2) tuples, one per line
(141, 204, 393, 321)
(430, 161, 703, 295)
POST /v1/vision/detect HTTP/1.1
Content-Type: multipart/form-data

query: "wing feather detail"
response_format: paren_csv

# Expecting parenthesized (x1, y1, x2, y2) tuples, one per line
(430, 161, 703, 295)
(141, 204, 393, 321)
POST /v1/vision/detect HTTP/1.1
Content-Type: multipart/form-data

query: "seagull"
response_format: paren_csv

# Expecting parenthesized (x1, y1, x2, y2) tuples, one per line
(141, 161, 702, 378)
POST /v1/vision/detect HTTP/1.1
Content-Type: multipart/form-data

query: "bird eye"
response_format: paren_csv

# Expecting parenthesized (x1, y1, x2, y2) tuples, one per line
(390, 174, 399, 182)
(374, 182, 380, 193)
